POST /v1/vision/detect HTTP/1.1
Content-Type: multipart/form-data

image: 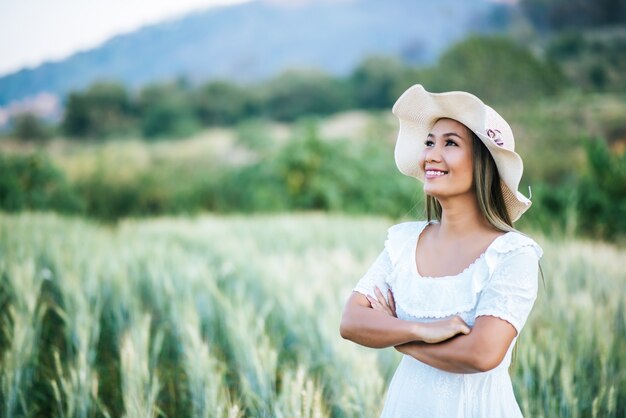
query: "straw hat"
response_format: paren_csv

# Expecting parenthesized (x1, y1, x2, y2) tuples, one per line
(392, 84, 531, 222)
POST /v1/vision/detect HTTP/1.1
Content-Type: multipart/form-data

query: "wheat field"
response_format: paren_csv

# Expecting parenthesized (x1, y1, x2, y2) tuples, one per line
(0, 212, 624, 417)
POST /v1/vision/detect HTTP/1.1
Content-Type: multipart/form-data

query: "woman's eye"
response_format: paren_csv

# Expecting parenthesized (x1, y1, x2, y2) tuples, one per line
(424, 140, 434, 147)
(445, 139, 458, 146)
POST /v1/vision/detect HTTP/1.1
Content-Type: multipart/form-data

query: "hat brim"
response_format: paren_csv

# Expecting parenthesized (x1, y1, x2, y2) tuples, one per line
(392, 85, 531, 222)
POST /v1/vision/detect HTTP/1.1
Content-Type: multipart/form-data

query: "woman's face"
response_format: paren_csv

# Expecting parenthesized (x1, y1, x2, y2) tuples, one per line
(418, 118, 474, 200)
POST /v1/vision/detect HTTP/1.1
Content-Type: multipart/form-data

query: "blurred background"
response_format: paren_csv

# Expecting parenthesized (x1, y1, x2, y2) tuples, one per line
(0, 0, 624, 239)
(1, 1, 626, 417)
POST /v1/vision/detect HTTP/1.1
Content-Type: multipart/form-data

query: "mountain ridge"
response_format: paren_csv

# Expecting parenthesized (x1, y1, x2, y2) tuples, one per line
(0, 0, 501, 107)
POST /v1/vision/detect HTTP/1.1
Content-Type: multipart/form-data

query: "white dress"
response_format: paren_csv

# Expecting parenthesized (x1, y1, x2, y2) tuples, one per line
(353, 221, 543, 418)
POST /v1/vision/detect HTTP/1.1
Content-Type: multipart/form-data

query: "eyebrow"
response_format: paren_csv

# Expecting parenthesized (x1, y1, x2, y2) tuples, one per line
(426, 132, 464, 139)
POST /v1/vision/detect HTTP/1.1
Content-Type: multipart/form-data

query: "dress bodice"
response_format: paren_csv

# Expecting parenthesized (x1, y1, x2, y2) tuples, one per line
(352, 221, 543, 418)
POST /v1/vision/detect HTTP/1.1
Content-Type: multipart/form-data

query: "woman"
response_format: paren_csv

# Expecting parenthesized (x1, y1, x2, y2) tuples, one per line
(340, 85, 542, 417)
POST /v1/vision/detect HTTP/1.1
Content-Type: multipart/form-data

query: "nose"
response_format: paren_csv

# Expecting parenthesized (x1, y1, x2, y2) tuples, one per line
(424, 144, 442, 163)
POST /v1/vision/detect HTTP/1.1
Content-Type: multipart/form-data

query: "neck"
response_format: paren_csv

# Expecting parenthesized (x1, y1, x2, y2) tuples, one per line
(435, 194, 492, 238)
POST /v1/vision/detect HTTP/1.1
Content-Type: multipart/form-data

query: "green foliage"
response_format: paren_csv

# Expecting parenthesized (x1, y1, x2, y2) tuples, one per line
(520, 0, 626, 31)
(139, 82, 201, 139)
(75, 164, 215, 222)
(217, 122, 419, 217)
(520, 137, 626, 240)
(0, 153, 82, 212)
(261, 70, 351, 121)
(577, 138, 626, 239)
(349, 56, 423, 110)
(62, 81, 137, 138)
(193, 80, 258, 125)
(427, 36, 566, 103)
(518, 181, 579, 238)
(10, 113, 52, 141)
(546, 30, 626, 92)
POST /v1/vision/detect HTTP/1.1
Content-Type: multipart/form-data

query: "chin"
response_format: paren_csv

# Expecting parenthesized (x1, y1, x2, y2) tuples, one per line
(423, 185, 470, 200)
(423, 185, 444, 197)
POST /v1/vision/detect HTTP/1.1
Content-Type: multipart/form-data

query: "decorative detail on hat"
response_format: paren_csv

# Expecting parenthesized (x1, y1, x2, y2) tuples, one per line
(486, 129, 504, 147)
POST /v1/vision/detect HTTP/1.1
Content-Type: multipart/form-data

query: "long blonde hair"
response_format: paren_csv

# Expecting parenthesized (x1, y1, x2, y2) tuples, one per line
(425, 131, 514, 232)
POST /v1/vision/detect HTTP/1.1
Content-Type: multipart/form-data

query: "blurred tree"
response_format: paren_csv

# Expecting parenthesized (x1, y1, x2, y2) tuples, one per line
(139, 81, 200, 138)
(521, 0, 626, 31)
(11, 113, 51, 141)
(62, 81, 136, 138)
(0, 153, 82, 212)
(546, 30, 626, 92)
(577, 138, 626, 239)
(192, 80, 258, 126)
(545, 31, 586, 59)
(350, 56, 423, 109)
(261, 70, 351, 121)
(428, 36, 566, 103)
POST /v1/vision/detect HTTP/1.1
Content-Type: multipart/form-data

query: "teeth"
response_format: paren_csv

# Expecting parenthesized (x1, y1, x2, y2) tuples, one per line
(426, 170, 447, 176)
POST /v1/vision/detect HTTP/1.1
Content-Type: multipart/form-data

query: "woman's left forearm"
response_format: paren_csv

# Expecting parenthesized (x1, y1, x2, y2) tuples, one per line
(396, 316, 517, 374)
(396, 335, 486, 373)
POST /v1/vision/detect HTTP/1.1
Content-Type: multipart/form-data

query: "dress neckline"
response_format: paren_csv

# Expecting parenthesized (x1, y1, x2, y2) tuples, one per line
(412, 221, 512, 280)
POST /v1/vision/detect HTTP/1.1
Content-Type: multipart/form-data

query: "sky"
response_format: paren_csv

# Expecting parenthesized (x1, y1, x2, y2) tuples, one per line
(0, 0, 253, 77)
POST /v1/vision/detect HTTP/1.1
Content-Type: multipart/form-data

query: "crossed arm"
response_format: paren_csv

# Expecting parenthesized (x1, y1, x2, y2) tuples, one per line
(339, 289, 517, 373)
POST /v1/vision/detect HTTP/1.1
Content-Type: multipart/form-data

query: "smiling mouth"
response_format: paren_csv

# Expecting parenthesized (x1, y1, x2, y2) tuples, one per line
(425, 170, 448, 177)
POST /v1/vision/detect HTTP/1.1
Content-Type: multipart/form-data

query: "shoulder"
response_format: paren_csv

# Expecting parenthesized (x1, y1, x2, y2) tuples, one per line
(384, 221, 429, 265)
(483, 231, 542, 277)
(490, 231, 543, 260)
(387, 220, 428, 237)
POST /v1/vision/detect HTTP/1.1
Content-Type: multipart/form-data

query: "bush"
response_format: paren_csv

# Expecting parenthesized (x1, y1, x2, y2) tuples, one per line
(192, 80, 259, 126)
(546, 30, 626, 92)
(349, 56, 424, 110)
(260, 70, 352, 121)
(522, 138, 626, 240)
(426, 36, 566, 103)
(216, 121, 419, 217)
(62, 81, 137, 138)
(139, 82, 201, 138)
(577, 138, 626, 239)
(518, 181, 579, 237)
(75, 165, 217, 222)
(11, 113, 52, 141)
(0, 153, 83, 212)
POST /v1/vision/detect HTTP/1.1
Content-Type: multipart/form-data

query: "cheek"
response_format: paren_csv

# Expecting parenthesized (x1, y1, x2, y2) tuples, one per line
(461, 157, 474, 176)
(450, 152, 474, 182)
(461, 157, 474, 185)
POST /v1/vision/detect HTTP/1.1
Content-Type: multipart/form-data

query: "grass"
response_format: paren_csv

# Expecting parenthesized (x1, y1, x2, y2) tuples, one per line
(0, 211, 624, 417)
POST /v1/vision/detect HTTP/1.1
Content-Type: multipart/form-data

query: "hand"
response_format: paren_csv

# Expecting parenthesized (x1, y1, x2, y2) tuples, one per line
(366, 286, 397, 318)
(413, 316, 471, 344)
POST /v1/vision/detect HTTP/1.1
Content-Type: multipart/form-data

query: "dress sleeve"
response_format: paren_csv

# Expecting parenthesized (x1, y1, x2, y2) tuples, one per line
(474, 246, 540, 334)
(352, 246, 393, 299)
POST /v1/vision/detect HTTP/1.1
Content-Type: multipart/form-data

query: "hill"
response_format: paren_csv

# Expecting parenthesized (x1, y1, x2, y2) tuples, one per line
(0, 0, 499, 106)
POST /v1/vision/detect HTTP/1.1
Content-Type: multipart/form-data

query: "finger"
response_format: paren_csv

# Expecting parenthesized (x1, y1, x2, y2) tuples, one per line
(375, 287, 395, 316)
(373, 287, 392, 315)
(387, 289, 396, 314)
(453, 316, 471, 334)
(374, 286, 386, 305)
(366, 295, 382, 310)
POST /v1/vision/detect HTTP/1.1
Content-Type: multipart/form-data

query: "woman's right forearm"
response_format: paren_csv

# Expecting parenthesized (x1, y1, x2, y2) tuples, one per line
(340, 297, 420, 348)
